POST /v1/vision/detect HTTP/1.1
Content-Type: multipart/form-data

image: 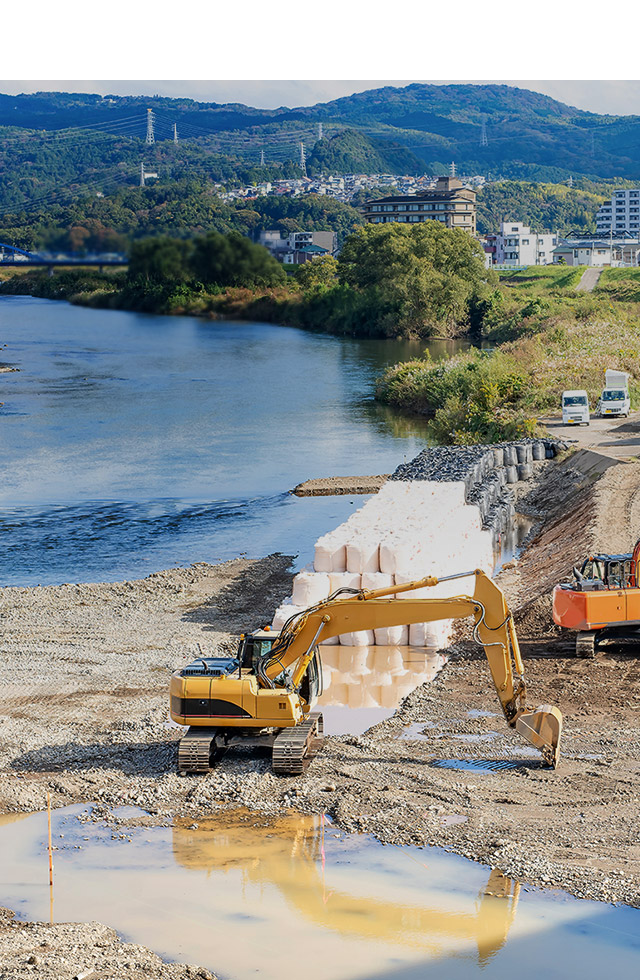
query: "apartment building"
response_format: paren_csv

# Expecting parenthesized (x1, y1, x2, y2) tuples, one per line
(596, 188, 640, 235)
(255, 229, 337, 263)
(483, 222, 557, 266)
(361, 177, 476, 234)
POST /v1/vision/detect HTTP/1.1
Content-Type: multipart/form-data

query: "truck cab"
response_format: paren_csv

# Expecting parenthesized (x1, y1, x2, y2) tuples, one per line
(598, 369, 630, 418)
(562, 389, 590, 426)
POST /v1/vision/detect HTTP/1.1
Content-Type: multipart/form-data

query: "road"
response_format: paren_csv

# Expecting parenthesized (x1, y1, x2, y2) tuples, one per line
(575, 267, 603, 291)
(542, 409, 640, 461)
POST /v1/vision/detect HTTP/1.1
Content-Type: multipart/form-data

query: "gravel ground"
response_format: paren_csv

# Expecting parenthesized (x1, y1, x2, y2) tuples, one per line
(3, 456, 640, 975)
(0, 908, 215, 980)
(291, 475, 389, 496)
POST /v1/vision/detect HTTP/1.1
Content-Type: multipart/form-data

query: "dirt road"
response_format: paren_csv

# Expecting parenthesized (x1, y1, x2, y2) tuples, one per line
(542, 408, 640, 461)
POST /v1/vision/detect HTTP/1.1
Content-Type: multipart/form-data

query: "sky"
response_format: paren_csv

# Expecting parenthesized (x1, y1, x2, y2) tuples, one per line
(2, 80, 640, 117)
(5, 1, 640, 117)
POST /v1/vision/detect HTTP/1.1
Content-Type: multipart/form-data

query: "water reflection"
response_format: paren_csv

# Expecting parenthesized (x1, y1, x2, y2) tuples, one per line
(317, 645, 445, 735)
(172, 809, 520, 963)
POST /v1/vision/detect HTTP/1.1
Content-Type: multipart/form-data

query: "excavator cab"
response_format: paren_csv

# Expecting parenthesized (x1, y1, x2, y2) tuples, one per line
(571, 554, 635, 591)
(554, 539, 640, 655)
(239, 629, 323, 704)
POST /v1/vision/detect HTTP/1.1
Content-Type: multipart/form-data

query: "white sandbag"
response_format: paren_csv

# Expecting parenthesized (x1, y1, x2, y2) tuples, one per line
(374, 625, 409, 645)
(346, 537, 380, 574)
(292, 571, 330, 607)
(361, 572, 394, 594)
(379, 537, 414, 574)
(328, 572, 361, 594)
(271, 602, 305, 631)
(314, 534, 347, 573)
(409, 621, 453, 647)
(339, 629, 375, 646)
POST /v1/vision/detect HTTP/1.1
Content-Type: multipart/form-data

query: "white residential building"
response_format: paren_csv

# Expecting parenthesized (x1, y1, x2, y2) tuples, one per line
(596, 188, 640, 235)
(484, 222, 558, 267)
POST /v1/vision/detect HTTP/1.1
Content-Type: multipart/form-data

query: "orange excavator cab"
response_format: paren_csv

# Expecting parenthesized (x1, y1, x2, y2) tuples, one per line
(553, 538, 640, 656)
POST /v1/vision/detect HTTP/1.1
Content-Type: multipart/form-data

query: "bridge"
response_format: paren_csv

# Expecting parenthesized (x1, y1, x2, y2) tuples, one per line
(0, 242, 127, 271)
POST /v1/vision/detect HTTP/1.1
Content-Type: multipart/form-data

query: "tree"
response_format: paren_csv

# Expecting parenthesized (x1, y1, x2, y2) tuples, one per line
(128, 236, 193, 283)
(337, 222, 491, 336)
(190, 231, 286, 288)
(293, 255, 339, 290)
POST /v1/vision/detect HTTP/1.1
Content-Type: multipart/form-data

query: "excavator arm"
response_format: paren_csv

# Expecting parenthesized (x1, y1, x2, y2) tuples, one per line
(260, 569, 563, 767)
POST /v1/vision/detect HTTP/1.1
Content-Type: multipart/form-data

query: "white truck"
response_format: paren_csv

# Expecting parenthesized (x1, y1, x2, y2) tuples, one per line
(598, 369, 630, 418)
(562, 390, 590, 426)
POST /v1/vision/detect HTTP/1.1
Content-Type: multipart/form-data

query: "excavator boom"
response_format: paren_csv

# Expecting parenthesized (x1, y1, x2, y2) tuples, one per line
(261, 569, 562, 767)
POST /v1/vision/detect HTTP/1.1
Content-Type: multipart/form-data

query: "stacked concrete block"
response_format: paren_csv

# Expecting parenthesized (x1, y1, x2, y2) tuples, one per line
(272, 439, 562, 649)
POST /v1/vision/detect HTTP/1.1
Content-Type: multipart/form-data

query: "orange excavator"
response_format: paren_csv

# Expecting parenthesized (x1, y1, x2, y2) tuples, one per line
(171, 569, 563, 774)
(553, 539, 640, 657)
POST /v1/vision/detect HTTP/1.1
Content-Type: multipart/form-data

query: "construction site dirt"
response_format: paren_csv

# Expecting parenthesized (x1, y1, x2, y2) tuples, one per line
(3, 450, 640, 976)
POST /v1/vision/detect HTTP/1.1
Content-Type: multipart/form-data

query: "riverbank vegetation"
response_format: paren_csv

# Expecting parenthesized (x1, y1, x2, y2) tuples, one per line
(376, 265, 640, 443)
(0, 223, 498, 339)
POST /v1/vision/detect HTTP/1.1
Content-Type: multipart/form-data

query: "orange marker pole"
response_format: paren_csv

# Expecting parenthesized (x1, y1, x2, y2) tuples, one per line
(47, 792, 54, 923)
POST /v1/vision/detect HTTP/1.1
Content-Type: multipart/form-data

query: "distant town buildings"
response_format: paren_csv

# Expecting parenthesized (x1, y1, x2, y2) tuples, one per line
(360, 177, 476, 234)
(219, 172, 486, 206)
(596, 188, 640, 236)
(552, 234, 640, 267)
(256, 230, 337, 264)
(483, 222, 557, 266)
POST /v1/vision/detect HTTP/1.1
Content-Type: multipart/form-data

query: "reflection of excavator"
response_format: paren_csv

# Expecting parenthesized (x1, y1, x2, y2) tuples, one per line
(172, 809, 520, 965)
(553, 538, 640, 656)
(171, 569, 563, 774)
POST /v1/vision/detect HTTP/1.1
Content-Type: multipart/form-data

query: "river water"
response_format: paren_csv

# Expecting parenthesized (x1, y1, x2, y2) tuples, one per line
(0, 295, 458, 586)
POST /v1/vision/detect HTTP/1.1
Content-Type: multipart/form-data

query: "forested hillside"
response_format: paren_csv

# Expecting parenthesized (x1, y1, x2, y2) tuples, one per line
(0, 181, 364, 252)
(4, 82, 640, 182)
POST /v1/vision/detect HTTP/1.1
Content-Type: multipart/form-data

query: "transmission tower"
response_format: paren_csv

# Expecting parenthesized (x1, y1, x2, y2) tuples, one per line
(318, 122, 323, 140)
(145, 109, 155, 145)
(140, 161, 146, 187)
(450, 160, 456, 178)
(299, 141, 307, 176)
(173, 123, 178, 144)
(480, 117, 488, 147)
(260, 148, 265, 166)
(567, 175, 573, 188)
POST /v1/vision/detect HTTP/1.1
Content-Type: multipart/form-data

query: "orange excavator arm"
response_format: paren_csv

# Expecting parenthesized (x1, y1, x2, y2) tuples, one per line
(260, 569, 563, 767)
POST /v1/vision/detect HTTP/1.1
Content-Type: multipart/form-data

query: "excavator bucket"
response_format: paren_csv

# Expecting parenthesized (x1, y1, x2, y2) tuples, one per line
(515, 705, 563, 768)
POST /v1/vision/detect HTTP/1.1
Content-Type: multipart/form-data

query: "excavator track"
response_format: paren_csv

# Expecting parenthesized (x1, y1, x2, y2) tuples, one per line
(178, 727, 218, 774)
(576, 631, 597, 658)
(272, 711, 323, 775)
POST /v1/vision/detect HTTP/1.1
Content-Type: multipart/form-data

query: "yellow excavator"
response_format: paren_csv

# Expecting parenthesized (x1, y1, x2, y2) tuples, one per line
(170, 569, 563, 774)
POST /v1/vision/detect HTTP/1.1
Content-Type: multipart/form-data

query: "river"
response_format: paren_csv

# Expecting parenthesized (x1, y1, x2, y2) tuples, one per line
(0, 295, 463, 586)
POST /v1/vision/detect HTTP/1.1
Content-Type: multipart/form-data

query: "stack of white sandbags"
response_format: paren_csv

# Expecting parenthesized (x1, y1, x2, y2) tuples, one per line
(272, 478, 496, 648)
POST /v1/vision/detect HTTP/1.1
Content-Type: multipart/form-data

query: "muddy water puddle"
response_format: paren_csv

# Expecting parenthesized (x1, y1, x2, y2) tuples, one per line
(2, 805, 640, 980)
(317, 644, 446, 735)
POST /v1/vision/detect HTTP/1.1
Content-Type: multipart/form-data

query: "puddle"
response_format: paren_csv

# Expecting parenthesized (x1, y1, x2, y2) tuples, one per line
(467, 709, 498, 719)
(2, 805, 640, 980)
(432, 759, 541, 772)
(401, 721, 437, 741)
(451, 732, 499, 743)
(317, 645, 445, 735)
(494, 513, 534, 574)
(440, 814, 469, 827)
